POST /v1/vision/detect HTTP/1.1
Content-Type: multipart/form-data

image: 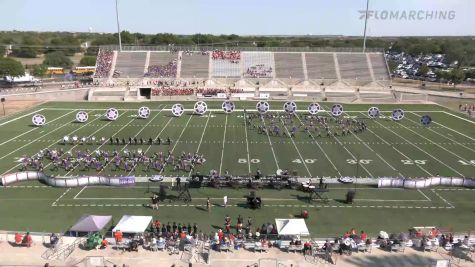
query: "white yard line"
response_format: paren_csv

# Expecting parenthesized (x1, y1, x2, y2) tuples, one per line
(442, 111, 475, 125)
(158, 114, 194, 174)
(365, 127, 433, 176)
(294, 113, 341, 176)
(51, 188, 71, 206)
(0, 110, 77, 160)
(417, 189, 432, 201)
(430, 189, 454, 208)
(278, 115, 312, 177)
(97, 106, 165, 174)
(346, 115, 401, 176)
(402, 115, 475, 163)
(187, 112, 212, 176)
(372, 119, 465, 177)
(2, 111, 104, 175)
(45, 113, 119, 172)
(218, 115, 228, 175)
(126, 116, 174, 176)
(260, 115, 280, 170)
(43, 108, 450, 113)
(411, 112, 475, 145)
(0, 108, 45, 126)
(0, 109, 68, 147)
(74, 186, 88, 199)
(73, 196, 428, 202)
(243, 112, 252, 174)
(320, 106, 373, 177)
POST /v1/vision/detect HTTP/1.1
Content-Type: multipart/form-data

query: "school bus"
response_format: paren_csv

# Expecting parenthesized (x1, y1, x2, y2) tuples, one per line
(46, 67, 64, 75)
(73, 66, 96, 75)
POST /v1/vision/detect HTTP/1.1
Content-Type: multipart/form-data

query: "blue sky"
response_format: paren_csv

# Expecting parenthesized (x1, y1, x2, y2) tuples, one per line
(0, 0, 473, 36)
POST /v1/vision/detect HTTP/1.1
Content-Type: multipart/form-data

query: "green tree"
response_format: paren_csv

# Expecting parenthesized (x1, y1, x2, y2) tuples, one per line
(31, 64, 48, 77)
(387, 60, 398, 73)
(448, 68, 465, 86)
(151, 33, 178, 45)
(11, 47, 37, 58)
(79, 56, 96, 66)
(417, 65, 430, 77)
(49, 36, 80, 56)
(0, 57, 25, 76)
(120, 31, 134, 44)
(43, 51, 73, 69)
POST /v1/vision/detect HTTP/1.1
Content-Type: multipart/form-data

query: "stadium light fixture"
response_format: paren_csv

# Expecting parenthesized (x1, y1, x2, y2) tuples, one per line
(115, 0, 122, 51)
(362, 0, 370, 52)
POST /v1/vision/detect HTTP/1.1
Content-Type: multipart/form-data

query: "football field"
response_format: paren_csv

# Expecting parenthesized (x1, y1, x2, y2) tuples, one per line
(0, 101, 474, 236)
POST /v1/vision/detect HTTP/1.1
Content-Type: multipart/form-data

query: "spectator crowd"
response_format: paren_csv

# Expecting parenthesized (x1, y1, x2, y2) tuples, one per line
(94, 50, 114, 78)
(196, 88, 226, 96)
(246, 64, 273, 78)
(212, 50, 240, 63)
(152, 88, 194, 96)
(145, 60, 178, 78)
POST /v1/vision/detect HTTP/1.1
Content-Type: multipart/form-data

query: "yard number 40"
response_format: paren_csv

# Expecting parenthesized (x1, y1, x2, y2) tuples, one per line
(346, 159, 372, 165)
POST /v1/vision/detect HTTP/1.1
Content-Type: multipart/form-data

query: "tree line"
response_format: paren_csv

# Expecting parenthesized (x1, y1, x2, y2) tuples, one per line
(1, 31, 474, 78)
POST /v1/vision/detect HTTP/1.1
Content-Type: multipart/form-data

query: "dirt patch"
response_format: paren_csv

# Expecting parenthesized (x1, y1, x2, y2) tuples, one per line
(0, 100, 44, 116)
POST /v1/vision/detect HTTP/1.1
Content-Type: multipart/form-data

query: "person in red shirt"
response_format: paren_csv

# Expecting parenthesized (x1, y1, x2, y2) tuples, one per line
(360, 231, 367, 242)
(416, 229, 423, 238)
(14, 233, 22, 245)
(217, 229, 224, 240)
(154, 220, 161, 228)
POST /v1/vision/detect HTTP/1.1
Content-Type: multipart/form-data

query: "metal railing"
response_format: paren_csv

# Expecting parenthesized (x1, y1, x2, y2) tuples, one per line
(100, 45, 384, 53)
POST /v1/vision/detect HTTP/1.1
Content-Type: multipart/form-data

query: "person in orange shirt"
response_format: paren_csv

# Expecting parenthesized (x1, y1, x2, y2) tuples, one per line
(114, 230, 123, 243)
(101, 237, 109, 249)
(360, 231, 367, 242)
(154, 220, 161, 228)
(180, 232, 186, 239)
(14, 233, 22, 245)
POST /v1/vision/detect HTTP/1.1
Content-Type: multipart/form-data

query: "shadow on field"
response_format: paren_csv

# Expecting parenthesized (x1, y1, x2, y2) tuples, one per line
(195, 206, 207, 212)
(333, 199, 349, 204)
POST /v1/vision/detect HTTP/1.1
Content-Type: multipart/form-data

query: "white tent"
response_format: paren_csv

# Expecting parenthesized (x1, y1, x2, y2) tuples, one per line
(275, 218, 310, 236)
(112, 215, 152, 234)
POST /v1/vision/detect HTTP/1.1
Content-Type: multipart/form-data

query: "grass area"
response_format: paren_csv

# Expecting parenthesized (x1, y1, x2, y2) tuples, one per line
(0, 101, 474, 237)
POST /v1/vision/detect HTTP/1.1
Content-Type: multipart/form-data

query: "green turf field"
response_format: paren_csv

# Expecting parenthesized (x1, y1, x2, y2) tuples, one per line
(0, 101, 474, 236)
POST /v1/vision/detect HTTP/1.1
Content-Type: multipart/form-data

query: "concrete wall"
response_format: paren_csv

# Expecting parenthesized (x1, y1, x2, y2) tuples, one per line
(0, 88, 89, 101)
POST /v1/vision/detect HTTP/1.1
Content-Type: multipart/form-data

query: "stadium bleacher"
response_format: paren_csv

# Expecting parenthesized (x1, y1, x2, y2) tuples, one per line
(274, 53, 305, 80)
(212, 60, 240, 78)
(146, 52, 178, 78)
(369, 53, 390, 81)
(180, 52, 209, 78)
(92, 49, 392, 101)
(114, 52, 147, 78)
(337, 53, 372, 82)
(242, 52, 274, 78)
(305, 53, 338, 80)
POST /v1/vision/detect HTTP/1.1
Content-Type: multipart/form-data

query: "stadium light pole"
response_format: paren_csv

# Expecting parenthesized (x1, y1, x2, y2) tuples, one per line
(362, 0, 370, 52)
(115, 0, 122, 51)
